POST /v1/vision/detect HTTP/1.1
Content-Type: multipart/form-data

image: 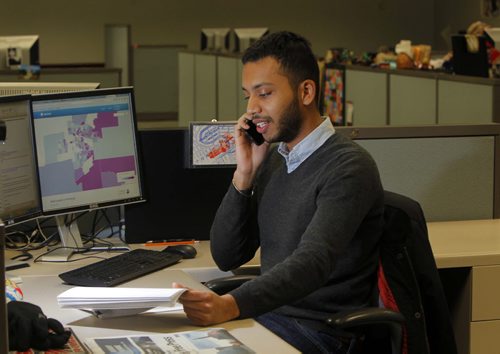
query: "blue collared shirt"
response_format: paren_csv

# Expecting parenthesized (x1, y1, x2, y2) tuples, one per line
(278, 117, 336, 173)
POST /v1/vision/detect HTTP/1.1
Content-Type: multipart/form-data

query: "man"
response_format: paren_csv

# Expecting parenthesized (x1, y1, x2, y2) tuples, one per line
(174, 31, 384, 353)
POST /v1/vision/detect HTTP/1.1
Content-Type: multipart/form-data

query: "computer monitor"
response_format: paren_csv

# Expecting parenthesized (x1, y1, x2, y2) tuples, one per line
(451, 34, 490, 78)
(0, 82, 100, 96)
(0, 95, 42, 227)
(234, 28, 269, 53)
(0, 35, 39, 70)
(0, 220, 7, 354)
(201, 28, 231, 52)
(124, 129, 234, 243)
(31, 87, 145, 260)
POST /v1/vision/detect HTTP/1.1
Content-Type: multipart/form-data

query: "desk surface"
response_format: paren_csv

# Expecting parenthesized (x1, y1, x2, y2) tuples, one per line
(5, 243, 293, 353)
(8, 219, 500, 275)
(5, 241, 260, 281)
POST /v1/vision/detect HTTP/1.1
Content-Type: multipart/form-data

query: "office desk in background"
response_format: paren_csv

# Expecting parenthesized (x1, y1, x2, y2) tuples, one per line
(5, 243, 293, 354)
(429, 219, 500, 354)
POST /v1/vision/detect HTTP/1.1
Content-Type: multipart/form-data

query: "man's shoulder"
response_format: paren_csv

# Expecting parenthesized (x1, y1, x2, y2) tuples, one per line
(319, 134, 372, 161)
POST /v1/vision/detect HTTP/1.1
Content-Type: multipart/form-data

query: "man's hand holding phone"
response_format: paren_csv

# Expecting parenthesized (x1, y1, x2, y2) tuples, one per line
(233, 114, 269, 191)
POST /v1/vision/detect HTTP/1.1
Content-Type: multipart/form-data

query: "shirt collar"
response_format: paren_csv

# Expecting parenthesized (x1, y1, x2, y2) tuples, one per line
(278, 117, 335, 173)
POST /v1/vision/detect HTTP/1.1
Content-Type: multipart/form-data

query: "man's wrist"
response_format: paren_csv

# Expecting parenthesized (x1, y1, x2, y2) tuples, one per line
(232, 179, 253, 197)
(222, 294, 240, 320)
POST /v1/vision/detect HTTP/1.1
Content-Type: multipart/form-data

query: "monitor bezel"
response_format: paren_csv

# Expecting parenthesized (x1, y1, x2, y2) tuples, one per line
(0, 94, 43, 227)
(30, 86, 146, 217)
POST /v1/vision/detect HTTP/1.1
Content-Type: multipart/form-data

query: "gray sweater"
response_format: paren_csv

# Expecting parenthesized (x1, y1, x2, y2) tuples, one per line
(210, 133, 384, 321)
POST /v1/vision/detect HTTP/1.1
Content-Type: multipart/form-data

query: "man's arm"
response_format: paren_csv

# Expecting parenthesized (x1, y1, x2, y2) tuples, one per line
(210, 115, 269, 271)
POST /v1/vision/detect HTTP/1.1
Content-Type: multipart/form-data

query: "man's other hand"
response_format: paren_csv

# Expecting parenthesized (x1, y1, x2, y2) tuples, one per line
(173, 282, 240, 326)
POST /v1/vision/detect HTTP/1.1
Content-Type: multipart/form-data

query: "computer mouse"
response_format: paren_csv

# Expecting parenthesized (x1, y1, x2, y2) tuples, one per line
(162, 244, 197, 259)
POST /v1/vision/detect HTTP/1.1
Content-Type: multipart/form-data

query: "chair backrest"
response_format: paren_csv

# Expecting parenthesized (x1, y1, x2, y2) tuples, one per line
(381, 191, 457, 354)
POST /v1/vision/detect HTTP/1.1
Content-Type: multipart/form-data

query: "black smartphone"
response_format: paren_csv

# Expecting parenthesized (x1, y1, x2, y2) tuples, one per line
(243, 119, 265, 145)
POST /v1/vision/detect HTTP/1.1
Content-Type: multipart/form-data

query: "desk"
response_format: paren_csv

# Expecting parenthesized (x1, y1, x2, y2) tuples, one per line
(4, 243, 295, 353)
(428, 219, 500, 354)
(8, 219, 500, 354)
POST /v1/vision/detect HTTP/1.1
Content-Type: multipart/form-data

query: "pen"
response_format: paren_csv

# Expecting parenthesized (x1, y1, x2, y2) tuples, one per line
(144, 239, 199, 247)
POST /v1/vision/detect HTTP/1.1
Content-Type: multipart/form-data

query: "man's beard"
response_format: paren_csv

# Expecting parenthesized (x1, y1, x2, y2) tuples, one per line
(269, 94, 303, 144)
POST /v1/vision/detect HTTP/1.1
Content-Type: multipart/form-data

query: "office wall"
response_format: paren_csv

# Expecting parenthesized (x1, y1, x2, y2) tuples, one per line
(0, 0, 435, 64)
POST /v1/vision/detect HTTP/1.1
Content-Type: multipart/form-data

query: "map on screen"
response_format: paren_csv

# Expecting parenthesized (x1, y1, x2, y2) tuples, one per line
(32, 90, 141, 213)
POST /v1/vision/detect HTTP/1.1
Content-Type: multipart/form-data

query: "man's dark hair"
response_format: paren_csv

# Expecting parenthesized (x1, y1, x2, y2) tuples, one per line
(242, 31, 320, 96)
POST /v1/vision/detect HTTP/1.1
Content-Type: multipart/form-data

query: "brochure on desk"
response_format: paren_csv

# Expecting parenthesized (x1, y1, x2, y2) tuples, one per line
(84, 328, 255, 353)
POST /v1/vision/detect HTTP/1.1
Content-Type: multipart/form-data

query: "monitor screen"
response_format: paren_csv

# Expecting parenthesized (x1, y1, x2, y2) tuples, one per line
(31, 87, 144, 260)
(0, 35, 39, 70)
(0, 95, 42, 227)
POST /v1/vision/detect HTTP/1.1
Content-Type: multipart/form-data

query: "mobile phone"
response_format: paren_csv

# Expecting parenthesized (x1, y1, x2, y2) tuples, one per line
(243, 119, 265, 145)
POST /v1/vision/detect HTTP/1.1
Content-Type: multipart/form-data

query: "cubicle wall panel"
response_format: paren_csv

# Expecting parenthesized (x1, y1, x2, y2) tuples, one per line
(237, 60, 246, 115)
(389, 75, 436, 125)
(345, 69, 388, 126)
(438, 81, 493, 124)
(178, 52, 195, 127)
(194, 54, 217, 121)
(217, 56, 240, 120)
(357, 136, 494, 221)
(133, 46, 184, 119)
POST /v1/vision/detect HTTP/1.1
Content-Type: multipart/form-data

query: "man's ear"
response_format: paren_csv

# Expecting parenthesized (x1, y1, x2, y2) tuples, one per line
(299, 79, 316, 106)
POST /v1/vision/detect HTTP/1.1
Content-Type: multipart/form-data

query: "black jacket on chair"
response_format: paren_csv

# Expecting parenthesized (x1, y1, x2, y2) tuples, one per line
(382, 191, 457, 354)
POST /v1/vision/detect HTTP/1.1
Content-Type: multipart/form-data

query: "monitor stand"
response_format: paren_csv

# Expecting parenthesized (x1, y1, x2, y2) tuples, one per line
(41, 211, 130, 262)
(40, 215, 85, 262)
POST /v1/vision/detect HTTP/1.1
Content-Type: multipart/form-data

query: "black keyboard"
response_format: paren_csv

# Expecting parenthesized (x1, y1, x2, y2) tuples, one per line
(59, 249, 183, 287)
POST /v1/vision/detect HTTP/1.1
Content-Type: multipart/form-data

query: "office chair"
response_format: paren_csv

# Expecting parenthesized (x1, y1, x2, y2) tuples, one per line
(205, 191, 458, 354)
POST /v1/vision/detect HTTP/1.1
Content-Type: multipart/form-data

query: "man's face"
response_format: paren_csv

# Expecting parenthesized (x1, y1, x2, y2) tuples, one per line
(242, 57, 303, 145)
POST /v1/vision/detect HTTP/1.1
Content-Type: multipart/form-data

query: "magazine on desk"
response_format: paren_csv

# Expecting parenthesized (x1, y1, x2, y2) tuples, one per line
(83, 328, 255, 353)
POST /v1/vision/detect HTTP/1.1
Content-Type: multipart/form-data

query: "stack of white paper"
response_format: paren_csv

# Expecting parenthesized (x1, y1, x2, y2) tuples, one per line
(57, 287, 187, 310)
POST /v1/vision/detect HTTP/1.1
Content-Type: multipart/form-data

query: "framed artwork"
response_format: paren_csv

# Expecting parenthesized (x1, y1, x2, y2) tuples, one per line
(322, 64, 346, 126)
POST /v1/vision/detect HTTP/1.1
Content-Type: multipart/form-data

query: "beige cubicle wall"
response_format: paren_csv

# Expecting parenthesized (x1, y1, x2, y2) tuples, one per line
(132, 45, 186, 120)
(0, 68, 121, 89)
(344, 65, 500, 126)
(178, 54, 500, 127)
(178, 51, 246, 127)
(336, 125, 500, 221)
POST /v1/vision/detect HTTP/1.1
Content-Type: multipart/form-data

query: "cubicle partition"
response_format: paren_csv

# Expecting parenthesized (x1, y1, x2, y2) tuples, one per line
(124, 125, 499, 243)
(337, 124, 500, 221)
(124, 129, 234, 243)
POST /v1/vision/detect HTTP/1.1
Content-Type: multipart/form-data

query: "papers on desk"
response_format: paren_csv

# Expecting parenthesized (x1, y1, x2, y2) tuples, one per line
(57, 287, 187, 318)
(84, 328, 255, 353)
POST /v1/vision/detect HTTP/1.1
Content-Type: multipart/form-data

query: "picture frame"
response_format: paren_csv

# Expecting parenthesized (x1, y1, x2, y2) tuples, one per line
(188, 121, 237, 168)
